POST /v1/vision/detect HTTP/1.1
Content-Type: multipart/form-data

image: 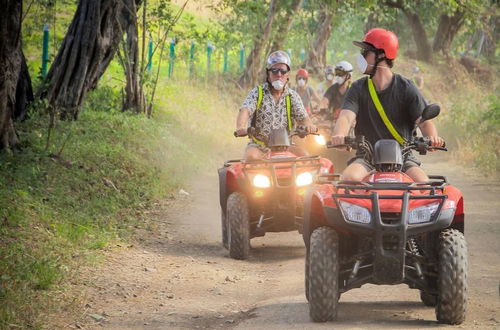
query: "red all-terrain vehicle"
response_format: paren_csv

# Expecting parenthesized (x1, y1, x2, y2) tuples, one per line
(303, 105, 468, 324)
(218, 127, 334, 260)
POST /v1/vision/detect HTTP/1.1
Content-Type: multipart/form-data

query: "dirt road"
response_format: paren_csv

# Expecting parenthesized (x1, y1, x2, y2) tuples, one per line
(64, 155, 500, 329)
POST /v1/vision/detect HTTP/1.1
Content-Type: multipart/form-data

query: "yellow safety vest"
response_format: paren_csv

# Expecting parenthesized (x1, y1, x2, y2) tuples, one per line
(252, 85, 292, 146)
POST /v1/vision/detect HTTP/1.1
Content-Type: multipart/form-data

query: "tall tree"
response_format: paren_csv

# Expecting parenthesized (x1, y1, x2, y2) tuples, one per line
(41, 0, 142, 120)
(385, 0, 433, 62)
(270, 0, 304, 52)
(239, 0, 280, 88)
(433, 9, 466, 55)
(0, 0, 23, 151)
(304, 2, 334, 73)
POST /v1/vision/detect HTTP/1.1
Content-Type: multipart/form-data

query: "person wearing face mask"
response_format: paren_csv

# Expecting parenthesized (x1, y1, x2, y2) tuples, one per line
(235, 50, 317, 161)
(319, 61, 353, 122)
(331, 28, 445, 182)
(316, 65, 336, 96)
(293, 68, 322, 115)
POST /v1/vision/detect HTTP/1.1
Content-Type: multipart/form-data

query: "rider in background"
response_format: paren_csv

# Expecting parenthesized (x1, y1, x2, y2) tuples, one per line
(316, 65, 335, 96)
(331, 28, 444, 182)
(293, 68, 322, 115)
(235, 51, 317, 161)
(319, 61, 353, 122)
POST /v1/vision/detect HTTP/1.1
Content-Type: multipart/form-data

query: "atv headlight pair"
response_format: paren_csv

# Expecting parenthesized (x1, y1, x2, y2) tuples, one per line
(250, 172, 314, 188)
(408, 202, 440, 224)
(339, 201, 440, 225)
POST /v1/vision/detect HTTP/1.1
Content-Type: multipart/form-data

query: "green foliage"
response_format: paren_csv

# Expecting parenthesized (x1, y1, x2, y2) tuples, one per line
(0, 77, 241, 328)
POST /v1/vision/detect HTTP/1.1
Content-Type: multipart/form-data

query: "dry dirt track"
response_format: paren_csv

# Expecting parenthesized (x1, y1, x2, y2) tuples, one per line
(68, 155, 500, 330)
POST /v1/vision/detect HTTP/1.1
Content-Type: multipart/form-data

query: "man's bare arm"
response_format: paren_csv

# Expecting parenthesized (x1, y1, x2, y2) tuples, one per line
(235, 108, 250, 135)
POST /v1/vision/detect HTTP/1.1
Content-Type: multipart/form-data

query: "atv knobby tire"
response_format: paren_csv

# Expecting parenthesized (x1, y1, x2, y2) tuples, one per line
(226, 192, 250, 260)
(308, 226, 339, 322)
(305, 250, 310, 301)
(420, 290, 437, 307)
(221, 210, 228, 249)
(436, 229, 468, 324)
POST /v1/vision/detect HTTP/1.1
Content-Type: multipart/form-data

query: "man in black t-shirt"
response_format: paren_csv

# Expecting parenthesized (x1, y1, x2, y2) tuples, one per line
(331, 28, 444, 182)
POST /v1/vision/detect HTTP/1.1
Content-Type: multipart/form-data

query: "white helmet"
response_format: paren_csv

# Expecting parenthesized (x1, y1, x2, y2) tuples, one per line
(266, 50, 291, 70)
(335, 61, 353, 75)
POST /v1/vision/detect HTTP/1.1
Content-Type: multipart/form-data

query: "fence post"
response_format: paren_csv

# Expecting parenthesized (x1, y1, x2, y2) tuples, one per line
(168, 38, 175, 78)
(189, 40, 195, 78)
(223, 48, 228, 73)
(300, 48, 305, 62)
(147, 36, 153, 72)
(239, 44, 245, 72)
(207, 41, 213, 75)
(42, 24, 49, 79)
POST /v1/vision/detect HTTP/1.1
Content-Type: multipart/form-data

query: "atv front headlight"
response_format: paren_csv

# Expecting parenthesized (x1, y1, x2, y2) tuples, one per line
(252, 174, 271, 188)
(296, 172, 313, 187)
(339, 200, 371, 224)
(408, 202, 440, 224)
(314, 134, 326, 145)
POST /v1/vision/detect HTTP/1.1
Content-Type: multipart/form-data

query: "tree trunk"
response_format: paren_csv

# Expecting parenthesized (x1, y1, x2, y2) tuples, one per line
(305, 9, 334, 74)
(119, 0, 145, 113)
(403, 11, 432, 62)
(41, 0, 141, 120)
(0, 0, 22, 151)
(15, 52, 34, 121)
(238, 0, 280, 88)
(270, 0, 304, 52)
(432, 10, 465, 55)
(385, 0, 432, 62)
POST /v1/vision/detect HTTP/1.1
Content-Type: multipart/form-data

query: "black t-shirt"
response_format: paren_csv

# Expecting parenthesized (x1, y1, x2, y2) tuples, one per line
(342, 74, 426, 146)
(324, 83, 346, 111)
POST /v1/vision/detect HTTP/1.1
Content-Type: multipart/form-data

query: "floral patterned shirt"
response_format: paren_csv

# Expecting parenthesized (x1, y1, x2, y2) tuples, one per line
(240, 82, 307, 143)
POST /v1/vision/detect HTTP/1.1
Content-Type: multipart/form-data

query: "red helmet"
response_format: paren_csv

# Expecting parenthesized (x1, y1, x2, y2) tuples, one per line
(353, 28, 399, 60)
(296, 68, 309, 79)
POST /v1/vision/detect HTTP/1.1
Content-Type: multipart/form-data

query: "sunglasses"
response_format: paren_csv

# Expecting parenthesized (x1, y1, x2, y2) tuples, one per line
(360, 48, 373, 57)
(297, 77, 306, 81)
(269, 68, 289, 75)
(335, 69, 348, 76)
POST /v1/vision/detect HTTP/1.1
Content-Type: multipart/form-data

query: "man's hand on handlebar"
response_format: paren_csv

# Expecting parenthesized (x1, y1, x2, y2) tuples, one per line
(427, 136, 445, 151)
(234, 127, 248, 137)
(306, 124, 318, 134)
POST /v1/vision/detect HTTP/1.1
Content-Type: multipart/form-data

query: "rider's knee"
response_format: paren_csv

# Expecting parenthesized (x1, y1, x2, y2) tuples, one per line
(341, 163, 369, 181)
(405, 166, 429, 182)
(245, 148, 264, 161)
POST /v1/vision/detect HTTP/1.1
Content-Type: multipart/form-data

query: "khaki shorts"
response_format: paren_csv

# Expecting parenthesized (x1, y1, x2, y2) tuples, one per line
(348, 154, 421, 173)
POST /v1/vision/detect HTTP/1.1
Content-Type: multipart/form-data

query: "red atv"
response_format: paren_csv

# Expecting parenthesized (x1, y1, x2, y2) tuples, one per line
(218, 127, 334, 260)
(303, 105, 467, 324)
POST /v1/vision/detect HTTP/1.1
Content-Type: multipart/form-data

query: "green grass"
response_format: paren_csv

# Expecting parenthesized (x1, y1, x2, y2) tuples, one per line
(0, 77, 243, 328)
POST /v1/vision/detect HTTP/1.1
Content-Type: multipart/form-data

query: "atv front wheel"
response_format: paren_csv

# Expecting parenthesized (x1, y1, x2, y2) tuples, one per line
(308, 226, 339, 322)
(436, 229, 468, 324)
(420, 290, 437, 307)
(226, 192, 250, 260)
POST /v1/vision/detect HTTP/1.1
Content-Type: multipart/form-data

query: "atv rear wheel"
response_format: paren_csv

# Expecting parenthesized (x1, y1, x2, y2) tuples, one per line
(226, 192, 250, 260)
(436, 229, 468, 324)
(420, 290, 437, 307)
(305, 250, 310, 301)
(221, 210, 228, 249)
(308, 226, 339, 322)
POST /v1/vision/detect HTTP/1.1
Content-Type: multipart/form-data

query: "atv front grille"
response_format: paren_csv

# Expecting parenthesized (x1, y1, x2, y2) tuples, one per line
(381, 212, 401, 225)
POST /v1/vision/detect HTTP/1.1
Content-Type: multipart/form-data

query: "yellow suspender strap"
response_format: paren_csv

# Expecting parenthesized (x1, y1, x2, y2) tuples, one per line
(286, 95, 292, 130)
(252, 86, 266, 145)
(367, 78, 406, 145)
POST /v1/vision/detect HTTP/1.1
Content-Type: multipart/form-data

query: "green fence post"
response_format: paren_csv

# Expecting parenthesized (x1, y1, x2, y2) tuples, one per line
(147, 36, 153, 72)
(42, 24, 49, 79)
(300, 48, 305, 62)
(239, 44, 245, 72)
(189, 40, 195, 78)
(223, 48, 228, 73)
(168, 38, 175, 78)
(330, 49, 335, 64)
(207, 41, 213, 75)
